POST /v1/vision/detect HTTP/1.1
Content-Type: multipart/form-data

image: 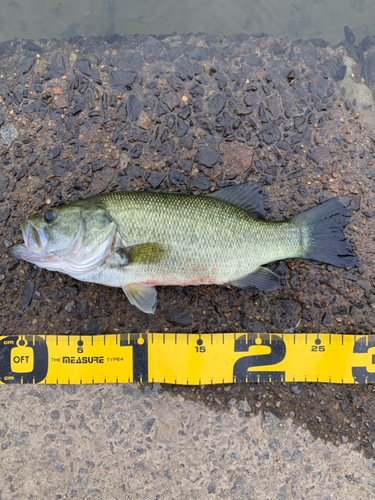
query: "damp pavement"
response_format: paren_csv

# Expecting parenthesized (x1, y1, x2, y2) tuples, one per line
(1, 383, 375, 499)
(1, 28, 375, 497)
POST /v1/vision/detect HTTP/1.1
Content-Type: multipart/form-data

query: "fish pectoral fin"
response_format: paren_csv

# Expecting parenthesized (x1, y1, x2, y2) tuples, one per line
(229, 267, 280, 291)
(118, 243, 166, 266)
(122, 283, 157, 314)
(207, 183, 266, 219)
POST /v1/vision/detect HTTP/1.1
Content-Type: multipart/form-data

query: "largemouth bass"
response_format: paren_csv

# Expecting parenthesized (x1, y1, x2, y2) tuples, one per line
(10, 184, 357, 313)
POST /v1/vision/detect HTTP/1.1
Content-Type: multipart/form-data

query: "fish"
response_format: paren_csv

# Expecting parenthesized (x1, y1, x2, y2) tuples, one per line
(10, 184, 357, 313)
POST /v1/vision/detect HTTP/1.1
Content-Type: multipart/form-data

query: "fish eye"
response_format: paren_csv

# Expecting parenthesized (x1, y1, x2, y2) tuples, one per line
(44, 209, 57, 223)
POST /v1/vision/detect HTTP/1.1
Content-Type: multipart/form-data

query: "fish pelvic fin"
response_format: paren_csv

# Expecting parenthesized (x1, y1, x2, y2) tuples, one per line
(118, 243, 166, 266)
(122, 283, 157, 314)
(292, 197, 358, 268)
(229, 266, 280, 291)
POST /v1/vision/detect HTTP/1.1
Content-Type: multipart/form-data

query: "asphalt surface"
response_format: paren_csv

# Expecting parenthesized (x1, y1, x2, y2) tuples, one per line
(0, 29, 375, 497)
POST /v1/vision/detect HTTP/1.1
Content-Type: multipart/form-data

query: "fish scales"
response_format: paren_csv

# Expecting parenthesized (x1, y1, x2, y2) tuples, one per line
(95, 191, 302, 286)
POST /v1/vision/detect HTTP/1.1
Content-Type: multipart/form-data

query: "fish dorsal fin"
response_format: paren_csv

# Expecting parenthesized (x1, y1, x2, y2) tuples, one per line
(122, 283, 157, 314)
(116, 243, 166, 267)
(230, 266, 280, 291)
(207, 183, 266, 219)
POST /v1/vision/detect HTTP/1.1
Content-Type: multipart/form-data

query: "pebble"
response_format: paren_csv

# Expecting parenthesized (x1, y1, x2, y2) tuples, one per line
(47, 145, 62, 160)
(290, 383, 304, 395)
(192, 173, 211, 191)
(312, 146, 330, 163)
(259, 123, 281, 144)
(83, 322, 102, 335)
(19, 281, 35, 311)
(0, 123, 18, 146)
(227, 397, 237, 408)
(196, 147, 220, 168)
(147, 172, 166, 189)
(128, 95, 142, 121)
(164, 308, 192, 327)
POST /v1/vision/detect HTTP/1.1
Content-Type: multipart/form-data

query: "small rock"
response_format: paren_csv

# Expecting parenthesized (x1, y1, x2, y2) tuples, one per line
(207, 481, 216, 494)
(192, 173, 211, 191)
(0, 123, 18, 146)
(290, 383, 304, 395)
(77, 302, 89, 320)
(91, 398, 102, 418)
(109, 70, 137, 91)
(312, 146, 330, 163)
(252, 321, 264, 333)
(128, 95, 142, 121)
(238, 398, 251, 412)
(83, 322, 102, 335)
(333, 65, 347, 82)
(259, 123, 281, 144)
(19, 281, 35, 311)
(0, 173, 9, 194)
(280, 300, 298, 315)
(137, 111, 151, 129)
(169, 169, 185, 185)
(163, 92, 179, 111)
(180, 161, 192, 173)
(106, 420, 118, 438)
(47, 145, 62, 160)
(294, 115, 305, 128)
(321, 313, 332, 325)
(344, 26, 356, 45)
(343, 271, 358, 282)
(177, 119, 189, 137)
(156, 142, 175, 157)
(92, 160, 103, 172)
(45, 53, 66, 80)
(196, 147, 220, 167)
(12, 431, 29, 446)
(147, 172, 165, 189)
(50, 410, 60, 421)
(208, 94, 226, 116)
(290, 451, 303, 461)
(230, 478, 244, 495)
(142, 418, 155, 435)
(184, 45, 209, 61)
(264, 410, 280, 424)
(65, 300, 76, 313)
(277, 485, 287, 500)
(350, 193, 362, 211)
(227, 397, 237, 408)
(269, 438, 278, 449)
(164, 308, 192, 327)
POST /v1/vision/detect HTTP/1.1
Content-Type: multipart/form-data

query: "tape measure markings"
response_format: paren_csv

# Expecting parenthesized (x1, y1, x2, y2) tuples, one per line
(1, 333, 375, 385)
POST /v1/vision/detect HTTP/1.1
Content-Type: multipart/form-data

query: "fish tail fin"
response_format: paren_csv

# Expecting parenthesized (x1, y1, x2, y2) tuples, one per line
(292, 197, 358, 268)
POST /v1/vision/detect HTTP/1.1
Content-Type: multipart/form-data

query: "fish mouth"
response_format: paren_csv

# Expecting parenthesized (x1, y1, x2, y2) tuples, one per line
(10, 219, 49, 261)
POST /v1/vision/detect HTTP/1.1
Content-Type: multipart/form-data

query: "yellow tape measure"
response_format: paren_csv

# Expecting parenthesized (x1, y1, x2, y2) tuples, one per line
(0, 333, 374, 385)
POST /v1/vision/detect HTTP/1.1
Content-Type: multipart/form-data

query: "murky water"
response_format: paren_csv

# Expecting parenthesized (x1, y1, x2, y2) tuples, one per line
(0, 0, 374, 43)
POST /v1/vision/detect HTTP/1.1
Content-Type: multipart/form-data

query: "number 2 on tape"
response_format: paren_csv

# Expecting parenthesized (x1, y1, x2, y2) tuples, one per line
(233, 334, 286, 382)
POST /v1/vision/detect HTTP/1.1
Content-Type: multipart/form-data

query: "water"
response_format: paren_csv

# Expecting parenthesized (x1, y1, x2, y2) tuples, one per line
(0, 0, 374, 44)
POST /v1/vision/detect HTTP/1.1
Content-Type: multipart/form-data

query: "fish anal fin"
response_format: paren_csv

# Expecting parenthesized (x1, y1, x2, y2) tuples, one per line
(122, 283, 157, 314)
(230, 266, 280, 291)
(207, 183, 266, 219)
